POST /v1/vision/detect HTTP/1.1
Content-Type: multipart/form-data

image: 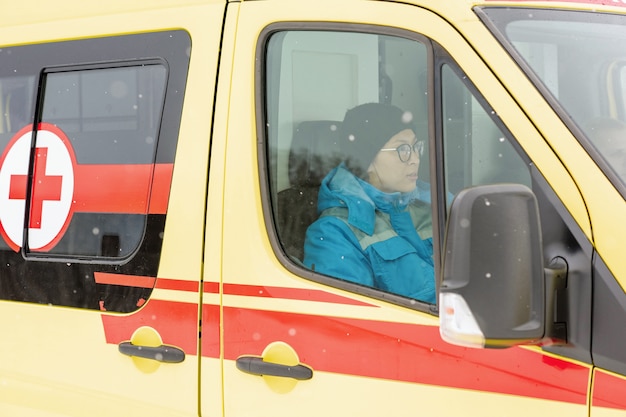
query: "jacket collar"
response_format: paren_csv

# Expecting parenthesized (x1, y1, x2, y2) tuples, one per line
(318, 164, 420, 235)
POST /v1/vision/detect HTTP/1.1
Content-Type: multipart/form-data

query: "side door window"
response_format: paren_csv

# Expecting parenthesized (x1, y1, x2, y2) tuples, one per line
(0, 31, 189, 312)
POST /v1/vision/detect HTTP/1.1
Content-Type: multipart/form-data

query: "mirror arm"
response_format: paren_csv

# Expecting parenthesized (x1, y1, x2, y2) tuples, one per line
(543, 256, 568, 345)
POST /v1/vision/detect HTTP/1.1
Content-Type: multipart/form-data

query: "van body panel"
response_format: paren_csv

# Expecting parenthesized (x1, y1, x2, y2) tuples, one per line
(1, 0, 626, 416)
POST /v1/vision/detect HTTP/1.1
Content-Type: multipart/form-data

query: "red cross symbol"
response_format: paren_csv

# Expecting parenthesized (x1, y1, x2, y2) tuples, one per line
(0, 123, 76, 252)
(8, 147, 63, 229)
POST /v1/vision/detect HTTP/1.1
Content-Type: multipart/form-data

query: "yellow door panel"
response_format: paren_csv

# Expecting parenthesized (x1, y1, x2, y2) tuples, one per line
(0, 2, 223, 416)
(213, 1, 592, 416)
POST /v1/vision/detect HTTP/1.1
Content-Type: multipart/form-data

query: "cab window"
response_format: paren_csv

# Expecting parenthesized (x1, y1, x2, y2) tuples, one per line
(263, 28, 433, 305)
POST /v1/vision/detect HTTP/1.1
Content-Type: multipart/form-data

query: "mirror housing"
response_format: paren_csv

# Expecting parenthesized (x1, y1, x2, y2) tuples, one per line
(440, 184, 545, 348)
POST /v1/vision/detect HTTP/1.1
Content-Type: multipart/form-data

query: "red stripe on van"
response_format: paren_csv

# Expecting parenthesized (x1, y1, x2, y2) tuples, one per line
(592, 370, 626, 410)
(101, 299, 198, 355)
(219, 306, 589, 405)
(95, 272, 156, 288)
(101, 282, 590, 405)
(94, 273, 197, 292)
(222, 283, 376, 306)
(204, 281, 220, 294)
(73, 163, 172, 214)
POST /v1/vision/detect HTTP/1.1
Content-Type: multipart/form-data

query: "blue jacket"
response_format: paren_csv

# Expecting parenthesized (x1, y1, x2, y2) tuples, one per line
(303, 164, 435, 303)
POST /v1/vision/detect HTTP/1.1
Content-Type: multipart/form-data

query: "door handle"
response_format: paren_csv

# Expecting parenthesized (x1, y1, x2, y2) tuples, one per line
(236, 355, 313, 380)
(118, 341, 185, 363)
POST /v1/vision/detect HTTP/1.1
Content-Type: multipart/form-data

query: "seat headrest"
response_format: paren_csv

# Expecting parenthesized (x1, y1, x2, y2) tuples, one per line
(288, 120, 342, 187)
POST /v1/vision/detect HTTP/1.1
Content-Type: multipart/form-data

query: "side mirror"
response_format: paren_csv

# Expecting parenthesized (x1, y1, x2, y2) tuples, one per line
(439, 184, 545, 348)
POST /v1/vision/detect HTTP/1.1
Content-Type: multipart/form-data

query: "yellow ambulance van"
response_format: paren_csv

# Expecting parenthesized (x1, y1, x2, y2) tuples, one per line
(2, 0, 626, 415)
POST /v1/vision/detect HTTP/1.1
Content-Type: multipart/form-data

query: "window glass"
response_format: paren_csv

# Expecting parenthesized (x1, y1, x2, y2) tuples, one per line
(440, 61, 594, 365)
(30, 65, 167, 258)
(265, 29, 436, 304)
(479, 8, 626, 190)
(442, 64, 531, 203)
(0, 30, 190, 311)
(0, 76, 35, 135)
(0, 65, 167, 258)
(0, 76, 36, 253)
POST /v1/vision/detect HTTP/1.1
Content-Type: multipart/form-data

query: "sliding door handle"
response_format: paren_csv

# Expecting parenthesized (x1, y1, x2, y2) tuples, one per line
(236, 355, 313, 380)
(119, 341, 185, 363)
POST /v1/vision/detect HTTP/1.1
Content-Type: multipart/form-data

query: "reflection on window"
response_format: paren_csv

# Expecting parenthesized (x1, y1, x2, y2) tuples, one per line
(30, 64, 167, 258)
(0, 67, 168, 257)
(0, 76, 35, 135)
(584, 117, 626, 183)
(481, 8, 626, 190)
(442, 64, 530, 206)
(43, 67, 164, 134)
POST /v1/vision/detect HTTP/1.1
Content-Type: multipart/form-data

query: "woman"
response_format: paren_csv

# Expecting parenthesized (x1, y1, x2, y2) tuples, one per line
(303, 102, 435, 303)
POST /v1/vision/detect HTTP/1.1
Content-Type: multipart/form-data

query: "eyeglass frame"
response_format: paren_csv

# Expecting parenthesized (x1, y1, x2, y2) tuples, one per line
(379, 140, 425, 163)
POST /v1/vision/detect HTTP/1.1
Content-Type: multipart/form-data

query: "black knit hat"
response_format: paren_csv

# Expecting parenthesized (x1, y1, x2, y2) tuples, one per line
(338, 103, 414, 177)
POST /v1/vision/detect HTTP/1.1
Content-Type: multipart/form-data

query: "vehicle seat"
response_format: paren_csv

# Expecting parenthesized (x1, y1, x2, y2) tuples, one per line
(276, 120, 342, 262)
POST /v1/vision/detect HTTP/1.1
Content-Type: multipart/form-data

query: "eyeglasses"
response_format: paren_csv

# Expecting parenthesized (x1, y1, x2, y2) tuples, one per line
(379, 140, 425, 162)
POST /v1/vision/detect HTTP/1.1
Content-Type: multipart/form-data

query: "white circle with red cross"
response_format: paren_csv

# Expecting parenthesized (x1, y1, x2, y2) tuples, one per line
(0, 124, 76, 252)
